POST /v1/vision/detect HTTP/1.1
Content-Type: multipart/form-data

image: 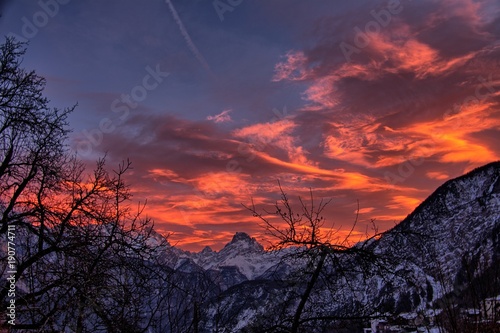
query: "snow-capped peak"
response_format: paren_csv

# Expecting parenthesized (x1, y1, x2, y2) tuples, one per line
(222, 232, 264, 253)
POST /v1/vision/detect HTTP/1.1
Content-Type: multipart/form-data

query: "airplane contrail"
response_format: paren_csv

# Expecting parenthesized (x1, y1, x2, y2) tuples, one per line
(164, 0, 215, 78)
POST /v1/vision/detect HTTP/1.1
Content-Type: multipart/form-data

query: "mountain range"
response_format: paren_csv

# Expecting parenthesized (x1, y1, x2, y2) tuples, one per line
(156, 161, 500, 332)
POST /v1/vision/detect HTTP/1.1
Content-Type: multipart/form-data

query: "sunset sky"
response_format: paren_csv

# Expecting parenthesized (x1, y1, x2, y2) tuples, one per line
(1, 0, 499, 251)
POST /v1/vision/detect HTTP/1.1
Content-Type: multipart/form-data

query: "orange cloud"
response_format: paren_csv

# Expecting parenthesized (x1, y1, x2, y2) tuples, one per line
(426, 171, 450, 180)
(276, 26, 481, 111)
(364, 28, 478, 78)
(321, 96, 500, 170)
(233, 119, 296, 145)
(251, 149, 417, 193)
(233, 119, 313, 166)
(272, 50, 309, 82)
(386, 195, 423, 211)
(147, 168, 186, 184)
(194, 172, 254, 197)
(427, 0, 496, 32)
(403, 102, 500, 164)
(357, 207, 375, 214)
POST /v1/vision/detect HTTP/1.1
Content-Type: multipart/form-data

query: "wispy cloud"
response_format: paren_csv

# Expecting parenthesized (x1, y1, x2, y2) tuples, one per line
(207, 109, 232, 123)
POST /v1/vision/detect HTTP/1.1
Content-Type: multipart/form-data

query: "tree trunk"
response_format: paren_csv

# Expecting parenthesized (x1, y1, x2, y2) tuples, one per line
(291, 249, 327, 333)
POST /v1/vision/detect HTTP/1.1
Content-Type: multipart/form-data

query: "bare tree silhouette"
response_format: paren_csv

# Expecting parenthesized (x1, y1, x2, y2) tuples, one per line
(244, 182, 394, 332)
(0, 37, 171, 332)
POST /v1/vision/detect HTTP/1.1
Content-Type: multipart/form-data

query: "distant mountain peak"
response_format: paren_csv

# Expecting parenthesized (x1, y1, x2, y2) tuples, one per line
(230, 232, 253, 243)
(224, 232, 264, 252)
(201, 245, 213, 254)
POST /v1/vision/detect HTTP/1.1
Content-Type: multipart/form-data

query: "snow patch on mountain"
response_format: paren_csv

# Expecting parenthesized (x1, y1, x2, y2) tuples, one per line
(187, 232, 280, 280)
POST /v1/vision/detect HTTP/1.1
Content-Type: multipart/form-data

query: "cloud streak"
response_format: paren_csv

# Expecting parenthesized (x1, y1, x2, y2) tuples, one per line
(207, 109, 232, 123)
(164, 0, 214, 77)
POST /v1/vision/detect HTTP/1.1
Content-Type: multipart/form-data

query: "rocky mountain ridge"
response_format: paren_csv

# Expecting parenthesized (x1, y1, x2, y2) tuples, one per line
(157, 161, 500, 331)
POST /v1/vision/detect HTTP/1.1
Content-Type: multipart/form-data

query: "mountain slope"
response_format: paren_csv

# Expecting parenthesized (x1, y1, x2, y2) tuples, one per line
(190, 162, 500, 331)
(380, 161, 500, 286)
